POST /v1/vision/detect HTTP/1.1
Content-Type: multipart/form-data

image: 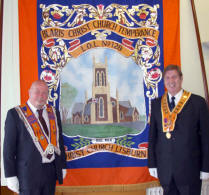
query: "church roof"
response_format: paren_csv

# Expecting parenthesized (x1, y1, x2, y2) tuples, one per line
(126, 107, 135, 116)
(119, 101, 131, 108)
(84, 102, 91, 115)
(72, 103, 84, 114)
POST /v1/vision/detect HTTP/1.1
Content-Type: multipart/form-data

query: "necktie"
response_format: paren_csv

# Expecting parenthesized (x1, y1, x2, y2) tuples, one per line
(170, 96, 175, 111)
(37, 109, 53, 160)
(37, 109, 49, 136)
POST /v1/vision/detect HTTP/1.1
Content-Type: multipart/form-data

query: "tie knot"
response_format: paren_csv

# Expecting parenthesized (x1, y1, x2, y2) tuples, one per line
(171, 96, 175, 102)
(37, 109, 43, 116)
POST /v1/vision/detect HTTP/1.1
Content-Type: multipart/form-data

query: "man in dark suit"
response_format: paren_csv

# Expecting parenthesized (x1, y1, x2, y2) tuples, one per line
(148, 65, 209, 195)
(3, 80, 67, 195)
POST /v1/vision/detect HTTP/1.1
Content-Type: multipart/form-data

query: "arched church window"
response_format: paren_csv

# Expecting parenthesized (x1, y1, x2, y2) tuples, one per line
(120, 111, 124, 120)
(99, 72, 102, 86)
(96, 71, 100, 86)
(101, 71, 105, 86)
(74, 115, 81, 124)
(85, 115, 89, 122)
(134, 111, 139, 121)
(99, 97, 104, 118)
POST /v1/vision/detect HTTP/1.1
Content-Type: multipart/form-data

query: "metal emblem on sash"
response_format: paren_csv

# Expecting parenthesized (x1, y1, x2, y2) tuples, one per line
(34, 137, 39, 142)
(166, 132, 171, 139)
(47, 144, 55, 155)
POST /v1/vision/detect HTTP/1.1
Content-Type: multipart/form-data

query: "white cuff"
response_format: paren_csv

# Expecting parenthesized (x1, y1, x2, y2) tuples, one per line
(62, 169, 67, 179)
(149, 168, 158, 178)
(6, 176, 19, 193)
(200, 171, 209, 180)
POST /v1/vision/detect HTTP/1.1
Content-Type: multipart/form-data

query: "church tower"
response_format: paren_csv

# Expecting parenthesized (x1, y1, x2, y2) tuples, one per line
(91, 56, 113, 124)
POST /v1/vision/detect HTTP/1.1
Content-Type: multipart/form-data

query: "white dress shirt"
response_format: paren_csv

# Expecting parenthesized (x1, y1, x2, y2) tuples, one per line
(168, 89, 183, 106)
(27, 100, 50, 130)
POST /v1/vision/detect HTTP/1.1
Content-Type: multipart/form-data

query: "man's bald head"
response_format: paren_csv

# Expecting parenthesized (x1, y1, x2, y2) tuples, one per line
(29, 80, 49, 109)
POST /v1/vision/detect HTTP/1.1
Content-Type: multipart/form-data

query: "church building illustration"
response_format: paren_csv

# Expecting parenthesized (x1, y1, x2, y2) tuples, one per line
(71, 56, 140, 125)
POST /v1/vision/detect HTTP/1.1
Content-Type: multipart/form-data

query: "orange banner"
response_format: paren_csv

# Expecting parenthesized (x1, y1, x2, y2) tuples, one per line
(18, 0, 180, 186)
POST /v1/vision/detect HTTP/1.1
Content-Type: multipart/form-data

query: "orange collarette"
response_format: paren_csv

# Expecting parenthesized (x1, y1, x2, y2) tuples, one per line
(161, 90, 191, 138)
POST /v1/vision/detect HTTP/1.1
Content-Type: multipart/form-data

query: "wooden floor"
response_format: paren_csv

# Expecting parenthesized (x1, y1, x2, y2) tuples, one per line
(1, 181, 160, 195)
(1, 187, 16, 195)
(1, 186, 147, 195)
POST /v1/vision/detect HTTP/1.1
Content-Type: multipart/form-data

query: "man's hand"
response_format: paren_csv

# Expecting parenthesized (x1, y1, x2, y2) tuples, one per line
(200, 171, 209, 180)
(149, 168, 158, 178)
(62, 169, 67, 179)
(6, 176, 19, 194)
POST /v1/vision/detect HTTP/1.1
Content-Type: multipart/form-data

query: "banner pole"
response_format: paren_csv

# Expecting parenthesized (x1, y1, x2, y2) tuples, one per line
(190, 0, 209, 105)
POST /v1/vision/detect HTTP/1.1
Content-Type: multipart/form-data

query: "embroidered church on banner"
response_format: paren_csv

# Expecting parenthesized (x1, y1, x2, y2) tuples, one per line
(18, 0, 180, 187)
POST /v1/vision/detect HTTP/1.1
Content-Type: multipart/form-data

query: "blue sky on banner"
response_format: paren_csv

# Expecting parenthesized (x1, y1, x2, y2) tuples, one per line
(37, 0, 164, 168)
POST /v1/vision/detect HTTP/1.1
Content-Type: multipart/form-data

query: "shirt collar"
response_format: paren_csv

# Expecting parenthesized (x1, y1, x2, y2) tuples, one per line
(27, 100, 46, 114)
(168, 89, 183, 104)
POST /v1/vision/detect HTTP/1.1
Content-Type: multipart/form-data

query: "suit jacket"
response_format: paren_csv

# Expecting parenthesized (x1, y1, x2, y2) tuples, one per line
(3, 106, 67, 189)
(148, 93, 209, 186)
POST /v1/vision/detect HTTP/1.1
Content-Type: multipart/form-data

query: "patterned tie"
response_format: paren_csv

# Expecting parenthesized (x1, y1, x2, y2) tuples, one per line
(37, 109, 49, 136)
(37, 109, 53, 160)
(170, 96, 175, 111)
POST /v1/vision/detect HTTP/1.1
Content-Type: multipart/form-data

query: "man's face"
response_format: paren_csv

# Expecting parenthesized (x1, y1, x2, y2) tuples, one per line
(164, 69, 183, 96)
(29, 83, 48, 109)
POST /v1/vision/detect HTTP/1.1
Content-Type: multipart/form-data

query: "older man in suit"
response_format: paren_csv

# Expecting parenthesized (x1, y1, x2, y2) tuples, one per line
(148, 65, 209, 195)
(3, 80, 66, 195)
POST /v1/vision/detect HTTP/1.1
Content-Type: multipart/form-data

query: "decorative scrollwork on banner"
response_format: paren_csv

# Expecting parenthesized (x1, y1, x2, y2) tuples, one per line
(40, 38, 71, 105)
(91, 30, 111, 40)
(39, 3, 162, 106)
(133, 38, 162, 99)
(132, 37, 162, 119)
(40, 3, 160, 28)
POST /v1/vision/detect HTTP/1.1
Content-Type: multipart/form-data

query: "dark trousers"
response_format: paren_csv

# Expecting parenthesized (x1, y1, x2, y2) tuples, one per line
(19, 162, 57, 195)
(162, 177, 202, 195)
